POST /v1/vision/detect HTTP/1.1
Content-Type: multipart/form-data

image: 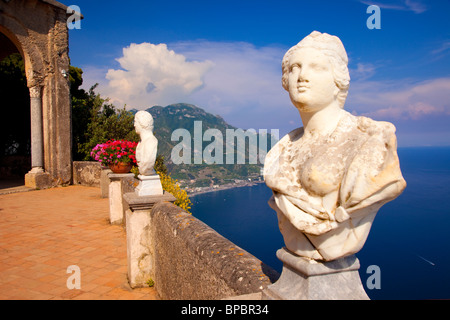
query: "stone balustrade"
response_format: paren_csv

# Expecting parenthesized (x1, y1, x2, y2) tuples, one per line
(74, 161, 370, 300)
(74, 161, 279, 299)
(124, 197, 279, 299)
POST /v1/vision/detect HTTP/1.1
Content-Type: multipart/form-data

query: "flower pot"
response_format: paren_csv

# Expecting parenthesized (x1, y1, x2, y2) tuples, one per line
(109, 163, 132, 174)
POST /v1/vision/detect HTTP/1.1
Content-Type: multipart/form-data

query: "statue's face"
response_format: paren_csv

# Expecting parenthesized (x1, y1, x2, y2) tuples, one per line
(287, 47, 339, 113)
(134, 119, 142, 135)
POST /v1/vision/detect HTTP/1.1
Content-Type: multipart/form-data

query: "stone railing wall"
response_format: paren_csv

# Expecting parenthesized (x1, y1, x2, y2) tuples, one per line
(137, 201, 279, 300)
(74, 161, 279, 300)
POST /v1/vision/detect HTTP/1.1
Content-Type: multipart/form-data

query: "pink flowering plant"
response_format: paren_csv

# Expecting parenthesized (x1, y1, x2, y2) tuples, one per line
(91, 140, 138, 166)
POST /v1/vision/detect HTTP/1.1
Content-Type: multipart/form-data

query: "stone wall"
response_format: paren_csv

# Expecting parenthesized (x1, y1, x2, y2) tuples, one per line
(132, 200, 279, 300)
(0, 0, 72, 187)
(72, 161, 102, 187)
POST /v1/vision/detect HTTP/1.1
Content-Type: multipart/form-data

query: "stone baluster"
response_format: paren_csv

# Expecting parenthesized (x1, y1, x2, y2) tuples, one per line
(29, 85, 44, 172)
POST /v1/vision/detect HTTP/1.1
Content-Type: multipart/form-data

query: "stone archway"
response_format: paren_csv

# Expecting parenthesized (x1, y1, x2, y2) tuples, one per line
(0, 0, 74, 188)
(0, 33, 31, 182)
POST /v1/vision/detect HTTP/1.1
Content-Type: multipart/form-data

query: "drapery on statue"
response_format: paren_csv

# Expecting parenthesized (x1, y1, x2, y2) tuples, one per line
(264, 31, 406, 261)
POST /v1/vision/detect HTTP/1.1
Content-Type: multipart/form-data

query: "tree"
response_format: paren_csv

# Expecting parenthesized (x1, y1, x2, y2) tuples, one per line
(154, 155, 167, 175)
(69, 66, 138, 161)
(69, 66, 91, 160)
(0, 53, 30, 157)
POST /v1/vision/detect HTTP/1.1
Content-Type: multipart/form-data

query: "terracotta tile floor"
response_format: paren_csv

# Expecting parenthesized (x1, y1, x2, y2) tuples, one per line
(0, 185, 159, 300)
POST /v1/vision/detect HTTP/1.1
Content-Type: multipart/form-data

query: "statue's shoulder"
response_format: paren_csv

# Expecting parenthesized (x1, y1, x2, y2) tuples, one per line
(354, 114, 396, 137)
(280, 127, 304, 145)
(265, 127, 303, 163)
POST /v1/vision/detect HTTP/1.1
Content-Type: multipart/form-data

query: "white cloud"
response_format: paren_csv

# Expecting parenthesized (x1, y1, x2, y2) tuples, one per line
(102, 42, 214, 108)
(81, 39, 450, 142)
(88, 40, 296, 133)
(170, 41, 292, 129)
(350, 62, 377, 81)
(404, 0, 427, 13)
(431, 41, 450, 61)
(359, 0, 427, 13)
(78, 65, 109, 91)
(346, 77, 450, 120)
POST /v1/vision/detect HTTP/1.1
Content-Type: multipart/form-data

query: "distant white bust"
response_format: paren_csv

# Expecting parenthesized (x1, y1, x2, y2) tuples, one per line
(134, 111, 158, 176)
(264, 31, 406, 261)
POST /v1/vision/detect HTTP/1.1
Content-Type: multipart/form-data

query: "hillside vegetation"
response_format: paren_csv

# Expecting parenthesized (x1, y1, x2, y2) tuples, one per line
(131, 103, 269, 188)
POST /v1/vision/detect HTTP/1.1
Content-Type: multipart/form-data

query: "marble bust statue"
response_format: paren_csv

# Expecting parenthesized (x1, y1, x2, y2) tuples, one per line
(264, 31, 406, 261)
(134, 110, 158, 176)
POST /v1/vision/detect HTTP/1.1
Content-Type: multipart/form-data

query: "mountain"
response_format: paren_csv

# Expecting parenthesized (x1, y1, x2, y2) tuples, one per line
(130, 103, 273, 188)
(145, 103, 236, 159)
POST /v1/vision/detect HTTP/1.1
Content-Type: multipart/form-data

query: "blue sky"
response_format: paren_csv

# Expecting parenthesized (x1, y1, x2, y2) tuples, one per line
(68, 0, 450, 147)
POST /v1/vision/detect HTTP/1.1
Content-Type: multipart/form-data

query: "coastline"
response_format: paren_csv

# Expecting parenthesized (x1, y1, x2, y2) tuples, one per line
(187, 180, 265, 197)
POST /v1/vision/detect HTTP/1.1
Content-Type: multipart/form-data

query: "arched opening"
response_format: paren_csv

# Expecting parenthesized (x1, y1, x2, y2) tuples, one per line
(1, 0, 74, 188)
(0, 32, 31, 189)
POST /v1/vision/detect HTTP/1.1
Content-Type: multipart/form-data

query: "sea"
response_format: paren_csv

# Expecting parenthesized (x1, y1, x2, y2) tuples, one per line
(190, 147, 450, 300)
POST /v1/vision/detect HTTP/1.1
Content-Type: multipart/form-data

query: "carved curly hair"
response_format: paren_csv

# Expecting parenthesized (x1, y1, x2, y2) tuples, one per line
(134, 110, 154, 130)
(281, 31, 350, 108)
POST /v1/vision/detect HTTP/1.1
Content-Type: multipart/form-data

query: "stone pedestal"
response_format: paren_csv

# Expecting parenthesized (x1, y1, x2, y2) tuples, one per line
(123, 192, 176, 288)
(100, 168, 113, 198)
(262, 248, 369, 300)
(135, 174, 163, 197)
(108, 173, 135, 225)
(24, 168, 52, 189)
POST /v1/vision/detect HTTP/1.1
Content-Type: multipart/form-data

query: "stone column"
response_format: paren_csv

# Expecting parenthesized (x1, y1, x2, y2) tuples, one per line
(25, 85, 51, 189)
(29, 85, 44, 171)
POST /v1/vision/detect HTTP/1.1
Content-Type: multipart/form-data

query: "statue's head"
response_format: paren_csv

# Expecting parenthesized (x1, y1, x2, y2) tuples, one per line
(134, 110, 154, 135)
(281, 31, 350, 109)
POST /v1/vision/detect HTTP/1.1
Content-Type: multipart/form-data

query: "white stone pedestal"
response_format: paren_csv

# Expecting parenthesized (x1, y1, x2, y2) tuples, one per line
(125, 208, 153, 288)
(123, 192, 176, 288)
(101, 168, 112, 198)
(135, 174, 163, 196)
(108, 173, 135, 225)
(262, 248, 370, 300)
